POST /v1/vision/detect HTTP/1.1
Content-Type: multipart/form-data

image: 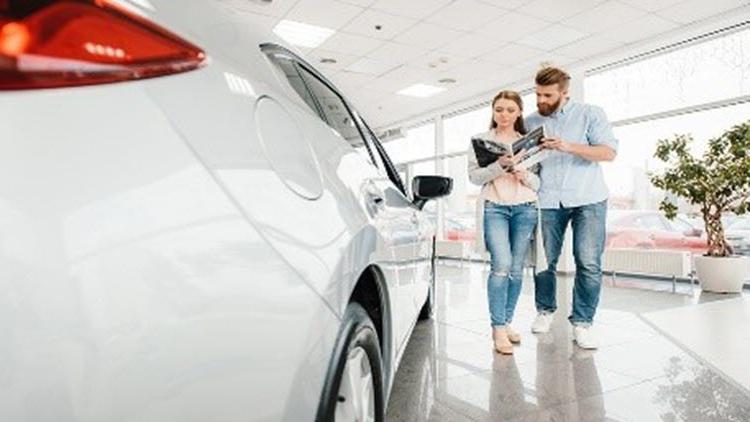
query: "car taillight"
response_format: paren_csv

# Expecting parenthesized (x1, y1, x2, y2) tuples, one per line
(0, 0, 205, 90)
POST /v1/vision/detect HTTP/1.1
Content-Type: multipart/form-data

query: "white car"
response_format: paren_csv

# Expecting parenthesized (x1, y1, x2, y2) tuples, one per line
(0, 1, 452, 421)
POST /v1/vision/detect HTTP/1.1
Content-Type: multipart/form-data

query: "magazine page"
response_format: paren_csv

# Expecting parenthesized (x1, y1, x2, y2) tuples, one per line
(512, 126, 551, 170)
(471, 135, 511, 168)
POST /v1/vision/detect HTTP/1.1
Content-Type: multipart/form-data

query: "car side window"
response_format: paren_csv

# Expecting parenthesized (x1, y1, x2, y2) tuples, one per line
(354, 113, 408, 196)
(265, 55, 321, 117)
(640, 215, 668, 231)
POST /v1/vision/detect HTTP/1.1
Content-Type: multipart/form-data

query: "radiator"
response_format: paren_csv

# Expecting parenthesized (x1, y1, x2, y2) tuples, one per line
(602, 248, 693, 278)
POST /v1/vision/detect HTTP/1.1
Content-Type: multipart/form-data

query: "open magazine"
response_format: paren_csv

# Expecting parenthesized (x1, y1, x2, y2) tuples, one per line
(471, 125, 551, 170)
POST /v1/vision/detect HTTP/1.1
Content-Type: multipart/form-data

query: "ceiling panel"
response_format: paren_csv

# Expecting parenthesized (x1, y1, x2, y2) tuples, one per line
(305, 49, 360, 71)
(394, 22, 466, 50)
(563, 1, 648, 34)
(600, 14, 680, 43)
(341, 9, 418, 39)
(436, 33, 509, 58)
(475, 12, 551, 42)
(367, 41, 424, 62)
(620, 0, 685, 12)
(482, 43, 546, 66)
(370, 0, 453, 19)
(286, 0, 364, 28)
(217, 0, 298, 17)
(318, 31, 384, 55)
(344, 57, 402, 75)
(426, 0, 510, 32)
(655, 0, 747, 24)
(517, 24, 589, 50)
(518, 0, 608, 22)
(555, 35, 625, 59)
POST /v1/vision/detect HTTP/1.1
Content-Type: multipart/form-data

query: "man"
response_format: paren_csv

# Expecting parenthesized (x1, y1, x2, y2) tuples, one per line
(525, 67, 617, 349)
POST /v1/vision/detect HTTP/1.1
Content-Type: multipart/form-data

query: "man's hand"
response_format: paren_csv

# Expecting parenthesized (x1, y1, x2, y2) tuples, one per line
(542, 137, 572, 153)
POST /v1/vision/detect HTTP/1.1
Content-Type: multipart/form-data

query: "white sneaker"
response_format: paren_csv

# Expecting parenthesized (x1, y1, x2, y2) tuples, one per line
(531, 313, 554, 333)
(573, 325, 599, 349)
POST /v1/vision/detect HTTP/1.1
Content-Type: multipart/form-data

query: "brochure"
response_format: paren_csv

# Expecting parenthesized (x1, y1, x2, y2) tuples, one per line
(471, 126, 550, 170)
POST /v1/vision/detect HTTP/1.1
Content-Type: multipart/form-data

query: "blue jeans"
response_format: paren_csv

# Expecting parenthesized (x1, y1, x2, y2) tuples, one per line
(534, 200, 607, 325)
(484, 201, 538, 327)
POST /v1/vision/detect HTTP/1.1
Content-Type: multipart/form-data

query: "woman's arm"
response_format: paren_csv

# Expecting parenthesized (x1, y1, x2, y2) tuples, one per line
(467, 144, 507, 185)
(513, 163, 541, 191)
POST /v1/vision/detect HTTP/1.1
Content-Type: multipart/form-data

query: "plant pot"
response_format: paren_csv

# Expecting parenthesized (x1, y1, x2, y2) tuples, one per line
(694, 255, 750, 293)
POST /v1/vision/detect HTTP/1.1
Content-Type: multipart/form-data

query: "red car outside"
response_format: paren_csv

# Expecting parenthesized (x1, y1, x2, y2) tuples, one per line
(606, 210, 707, 254)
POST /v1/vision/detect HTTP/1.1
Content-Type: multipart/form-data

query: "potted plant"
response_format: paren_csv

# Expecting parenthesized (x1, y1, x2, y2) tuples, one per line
(650, 121, 750, 293)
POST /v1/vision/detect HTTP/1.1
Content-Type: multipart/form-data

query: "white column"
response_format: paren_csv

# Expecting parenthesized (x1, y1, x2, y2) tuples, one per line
(434, 115, 446, 241)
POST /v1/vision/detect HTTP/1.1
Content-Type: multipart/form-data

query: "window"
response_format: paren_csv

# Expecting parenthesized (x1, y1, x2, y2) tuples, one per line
(266, 47, 407, 196)
(266, 49, 381, 165)
(265, 54, 320, 118)
(586, 27, 750, 121)
(637, 215, 668, 231)
(294, 66, 363, 148)
(383, 123, 436, 164)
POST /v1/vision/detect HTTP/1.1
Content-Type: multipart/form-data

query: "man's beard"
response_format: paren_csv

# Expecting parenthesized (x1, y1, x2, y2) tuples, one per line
(537, 97, 562, 116)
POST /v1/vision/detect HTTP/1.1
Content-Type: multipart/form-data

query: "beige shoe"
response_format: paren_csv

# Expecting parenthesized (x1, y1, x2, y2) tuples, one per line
(492, 326, 514, 355)
(506, 325, 521, 344)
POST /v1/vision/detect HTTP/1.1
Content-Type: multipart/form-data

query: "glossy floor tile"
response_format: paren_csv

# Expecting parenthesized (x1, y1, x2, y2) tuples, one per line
(643, 295, 750, 393)
(386, 261, 750, 422)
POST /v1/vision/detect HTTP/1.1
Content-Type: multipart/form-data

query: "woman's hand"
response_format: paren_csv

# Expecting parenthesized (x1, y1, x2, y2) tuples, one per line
(497, 155, 514, 168)
(511, 168, 528, 183)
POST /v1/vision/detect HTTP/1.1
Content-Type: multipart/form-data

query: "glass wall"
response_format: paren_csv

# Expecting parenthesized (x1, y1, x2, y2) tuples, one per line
(586, 28, 750, 267)
(585, 28, 750, 121)
(381, 25, 750, 282)
(384, 123, 435, 164)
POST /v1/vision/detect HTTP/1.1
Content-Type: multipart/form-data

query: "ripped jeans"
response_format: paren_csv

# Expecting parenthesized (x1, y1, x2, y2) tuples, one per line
(483, 200, 538, 327)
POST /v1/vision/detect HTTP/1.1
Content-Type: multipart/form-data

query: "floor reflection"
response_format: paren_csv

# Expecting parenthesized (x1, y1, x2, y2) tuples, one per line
(386, 262, 750, 422)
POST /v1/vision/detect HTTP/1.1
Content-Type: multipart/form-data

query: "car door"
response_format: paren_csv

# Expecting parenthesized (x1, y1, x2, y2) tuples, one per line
(354, 117, 435, 320)
(267, 52, 423, 351)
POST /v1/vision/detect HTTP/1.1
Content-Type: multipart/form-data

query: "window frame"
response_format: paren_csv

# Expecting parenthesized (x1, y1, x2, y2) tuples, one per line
(261, 43, 408, 197)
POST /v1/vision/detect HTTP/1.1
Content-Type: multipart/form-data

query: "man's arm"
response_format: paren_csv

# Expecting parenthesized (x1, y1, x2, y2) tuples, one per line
(542, 138, 616, 162)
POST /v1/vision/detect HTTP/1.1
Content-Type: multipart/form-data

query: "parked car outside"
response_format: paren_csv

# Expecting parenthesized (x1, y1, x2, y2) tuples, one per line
(606, 210, 707, 254)
(726, 217, 750, 256)
(0, 2, 452, 420)
(444, 212, 477, 242)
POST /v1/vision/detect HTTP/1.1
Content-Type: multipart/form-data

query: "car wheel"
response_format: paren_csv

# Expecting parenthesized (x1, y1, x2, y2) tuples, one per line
(418, 238, 437, 321)
(316, 302, 384, 422)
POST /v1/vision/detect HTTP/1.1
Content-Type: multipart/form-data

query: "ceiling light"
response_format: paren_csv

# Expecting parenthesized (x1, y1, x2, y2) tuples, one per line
(397, 83, 446, 98)
(320, 57, 337, 64)
(438, 78, 456, 84)
(273, 20, 334, 48)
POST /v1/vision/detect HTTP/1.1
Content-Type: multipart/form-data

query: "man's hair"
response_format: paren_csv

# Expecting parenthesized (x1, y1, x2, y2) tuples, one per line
(535, 66, 570, 90)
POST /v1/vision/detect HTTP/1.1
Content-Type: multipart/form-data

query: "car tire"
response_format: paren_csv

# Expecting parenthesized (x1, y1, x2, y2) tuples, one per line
(316, 302, 385, 422)
(418, 238, 437, 321)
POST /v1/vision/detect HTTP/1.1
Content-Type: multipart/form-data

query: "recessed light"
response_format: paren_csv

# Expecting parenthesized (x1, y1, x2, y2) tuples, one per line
(397, 83, 446, 98)
(438, 78, 456, 84)
(273, 20, 335, 48)
(320, 57, 337, 64)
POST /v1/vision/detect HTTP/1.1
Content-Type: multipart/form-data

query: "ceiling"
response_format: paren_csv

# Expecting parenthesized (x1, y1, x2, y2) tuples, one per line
(218, 0, 750, 129)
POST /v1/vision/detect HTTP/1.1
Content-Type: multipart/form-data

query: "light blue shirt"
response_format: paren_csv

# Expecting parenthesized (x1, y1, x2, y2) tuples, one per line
(525, 101, 618, 209)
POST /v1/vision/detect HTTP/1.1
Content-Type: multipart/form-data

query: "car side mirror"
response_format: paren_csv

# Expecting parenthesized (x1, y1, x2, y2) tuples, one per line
(412, 175, 452, 210)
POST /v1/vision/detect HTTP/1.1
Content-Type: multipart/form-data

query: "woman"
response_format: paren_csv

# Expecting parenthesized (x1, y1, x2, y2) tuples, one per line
(467, 90, 539, 355)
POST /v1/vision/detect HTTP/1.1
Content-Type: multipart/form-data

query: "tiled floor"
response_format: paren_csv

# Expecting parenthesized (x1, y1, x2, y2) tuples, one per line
(386, 261, 750, 422)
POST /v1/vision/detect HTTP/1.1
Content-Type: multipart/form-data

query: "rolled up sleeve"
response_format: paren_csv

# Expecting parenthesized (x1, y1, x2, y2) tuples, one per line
(587, 106, 618, 152)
